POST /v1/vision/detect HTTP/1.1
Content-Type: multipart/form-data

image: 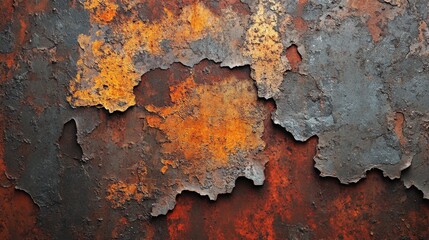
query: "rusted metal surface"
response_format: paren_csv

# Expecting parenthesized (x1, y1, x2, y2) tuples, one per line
(1, 0, 428, 239)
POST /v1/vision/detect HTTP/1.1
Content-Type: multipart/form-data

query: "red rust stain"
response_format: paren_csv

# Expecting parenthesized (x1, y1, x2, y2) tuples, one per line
(26, 0, 50, 13)
(0, 114, 47, 239)
(217, 0, 250, 16)
(0, 0, 13, 29)
(109, 116, 127, 146)
(293, 17, 308, 33)
(0, 114, 5, 179)
(111, 217, 128, 239)
(394, 112, 406, 146)
(0, 2, 29, 83)
(285, 44, 302, 72)
(293, 0, 308, 32)
(167, 195, 194, 239)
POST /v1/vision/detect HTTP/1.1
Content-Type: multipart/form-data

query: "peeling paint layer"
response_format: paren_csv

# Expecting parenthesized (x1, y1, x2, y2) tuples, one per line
(270, 0, 429, 197)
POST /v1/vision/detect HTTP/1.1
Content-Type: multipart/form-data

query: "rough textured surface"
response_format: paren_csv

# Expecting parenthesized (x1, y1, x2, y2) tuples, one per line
(79, 61, 267, 217)
(1, 0, 429, 239)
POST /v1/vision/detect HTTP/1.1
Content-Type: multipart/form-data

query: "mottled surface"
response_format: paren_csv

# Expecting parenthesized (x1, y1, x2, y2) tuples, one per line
(1, 0, 429, 239)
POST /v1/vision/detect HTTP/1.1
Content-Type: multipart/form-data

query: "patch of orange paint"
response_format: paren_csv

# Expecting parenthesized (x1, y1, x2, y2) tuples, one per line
(145, 76, 265, 167)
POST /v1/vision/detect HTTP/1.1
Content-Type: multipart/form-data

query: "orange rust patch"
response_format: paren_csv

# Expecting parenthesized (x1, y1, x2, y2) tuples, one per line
(118, 1, 220, 55)
(145, 75, 265, 167)
(418, 21, 428, 43)
(69, 2, 223, 112)
(83, 0, 118, 23)
(68, 34, 140, 112)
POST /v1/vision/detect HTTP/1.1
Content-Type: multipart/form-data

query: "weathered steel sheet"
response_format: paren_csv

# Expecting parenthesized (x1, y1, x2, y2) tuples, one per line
(0, 0, 428, 239)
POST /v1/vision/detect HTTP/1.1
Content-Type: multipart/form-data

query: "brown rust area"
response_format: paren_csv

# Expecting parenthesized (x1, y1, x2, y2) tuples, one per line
(106, 181, 144, 207)
(285, 44, 302, 72)
(0, 1, 29, 83)
(292, 0, 308, 33)
(0, 114, 46, 239)
(0, 188, 47, 239)
(0, 0, 13, 30)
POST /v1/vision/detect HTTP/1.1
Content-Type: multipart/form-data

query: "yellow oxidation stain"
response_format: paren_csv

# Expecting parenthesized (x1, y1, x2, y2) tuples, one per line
(106, 181, 144, 208)
(245, 0, 286, 98)
(68, 2, 221, 112)
(145, 77, 265, 168)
